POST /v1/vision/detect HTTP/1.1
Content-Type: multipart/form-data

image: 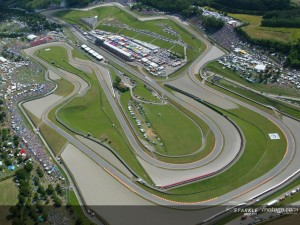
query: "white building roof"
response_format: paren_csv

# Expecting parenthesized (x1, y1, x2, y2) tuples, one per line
(132, 39, 159, 51)
(27, 34, 38, 40)
(0, 56, 7, 63)
(228, 20, 237, 25)
(96, 55, 103, 60)
(255, 64, 266, 71)
(149, 62, 158, 68)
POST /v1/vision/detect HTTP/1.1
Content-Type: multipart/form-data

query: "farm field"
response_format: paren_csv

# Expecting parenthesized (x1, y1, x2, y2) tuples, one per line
(229, 13, 300, 43)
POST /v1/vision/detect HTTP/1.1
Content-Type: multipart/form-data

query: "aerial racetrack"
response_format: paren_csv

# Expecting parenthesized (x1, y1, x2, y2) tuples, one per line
(18, 3, 300, 225)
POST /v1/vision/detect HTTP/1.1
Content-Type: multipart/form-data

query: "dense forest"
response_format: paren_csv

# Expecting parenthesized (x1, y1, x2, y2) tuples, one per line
(206, 0, 291, 13)
(137, 0, 292, 15)
(286, 41, 300, 68)
(261, 9, 300, 28)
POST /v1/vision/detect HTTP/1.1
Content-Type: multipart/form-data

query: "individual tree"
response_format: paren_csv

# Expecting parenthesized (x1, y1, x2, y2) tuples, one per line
(46, 184, 55, 196)
(24, 163, 33, 173)
(55, 183, 63, 196)
(75, 217, 83, 225)
(15, 169, 29, 180)
(36, 166, 44, 178)
(53, 194, 62, 207)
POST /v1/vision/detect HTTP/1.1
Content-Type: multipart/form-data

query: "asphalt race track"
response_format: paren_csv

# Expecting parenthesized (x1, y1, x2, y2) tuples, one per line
(17, 3, 300, 224)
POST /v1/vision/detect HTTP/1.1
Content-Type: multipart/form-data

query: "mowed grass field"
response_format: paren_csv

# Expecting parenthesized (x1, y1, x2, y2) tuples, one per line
(71, 48, 90, 61)
(34, 45, 151, 181)
(0, 178, 18, 225)
(142, 103, 286, 201)
(35, 46, 85, 76)
(120, 91, 203, 156)
(205, 61, 300, 119)
(112, 61, 216, 162)
(54, 6, 203, 61)
(133, 83, 160, 102)
(0, 178, 18, 205)
(229, 13, 300, 43)
(120, 89, 215, 164)
(54, 77, 75, 97)
(39, 123, 68, 155)
(142, 103, 202, 156)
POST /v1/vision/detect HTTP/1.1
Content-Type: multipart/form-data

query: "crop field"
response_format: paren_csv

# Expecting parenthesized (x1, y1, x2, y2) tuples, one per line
(229, 13, 300, 43)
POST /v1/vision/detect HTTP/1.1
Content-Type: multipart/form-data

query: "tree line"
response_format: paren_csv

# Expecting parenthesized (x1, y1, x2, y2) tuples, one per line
(206, 0, 291, 14)
(137, 0, 292, 16)
(262, 18, 300, 28)
(261, 9, 300, 28)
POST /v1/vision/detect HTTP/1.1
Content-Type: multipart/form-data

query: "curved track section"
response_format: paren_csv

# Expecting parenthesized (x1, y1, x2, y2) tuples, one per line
(25, 5, 300, 216)
(24, 42, 246, 190)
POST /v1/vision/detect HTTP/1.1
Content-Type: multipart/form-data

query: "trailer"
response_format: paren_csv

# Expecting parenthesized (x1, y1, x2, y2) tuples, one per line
(267, 199, 278, 207)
